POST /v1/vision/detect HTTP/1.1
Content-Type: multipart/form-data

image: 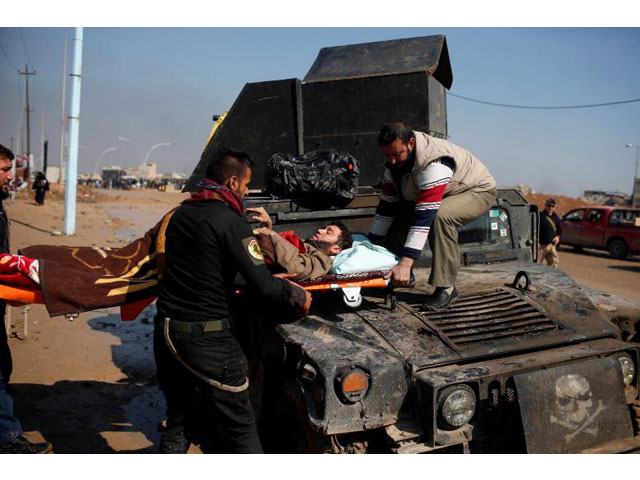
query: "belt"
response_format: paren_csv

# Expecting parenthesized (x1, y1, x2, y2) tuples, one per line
(163, 318, 249, 393)
(164, 318, 230, 334)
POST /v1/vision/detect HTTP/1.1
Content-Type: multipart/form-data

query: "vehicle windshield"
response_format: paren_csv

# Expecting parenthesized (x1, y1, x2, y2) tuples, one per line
(458, 207, 512, 249)
(564, 209, 584, 221)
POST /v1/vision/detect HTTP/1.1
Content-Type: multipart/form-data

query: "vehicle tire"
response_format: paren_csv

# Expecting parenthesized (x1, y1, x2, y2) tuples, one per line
(608, 239, 628, 259)
(261, 378, 334, 453)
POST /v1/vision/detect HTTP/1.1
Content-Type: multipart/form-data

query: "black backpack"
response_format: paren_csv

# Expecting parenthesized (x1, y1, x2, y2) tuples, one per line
(265, 150, 359, 206)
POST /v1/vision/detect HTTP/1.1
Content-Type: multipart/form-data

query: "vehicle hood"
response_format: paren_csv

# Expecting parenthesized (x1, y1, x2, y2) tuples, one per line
(277, 263, 620, 371)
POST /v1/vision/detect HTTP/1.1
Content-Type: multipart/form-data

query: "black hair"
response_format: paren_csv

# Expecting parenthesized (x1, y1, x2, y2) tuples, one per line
(377, 122, 415, 146)
(0, 144, 15, 162)
(205, 148, 254, 184)
(331, 220, 353, 250)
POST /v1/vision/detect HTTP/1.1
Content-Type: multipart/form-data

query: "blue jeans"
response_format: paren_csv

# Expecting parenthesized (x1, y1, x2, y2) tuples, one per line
(0, 365, 22, 445)
(1, 313, 22, 445)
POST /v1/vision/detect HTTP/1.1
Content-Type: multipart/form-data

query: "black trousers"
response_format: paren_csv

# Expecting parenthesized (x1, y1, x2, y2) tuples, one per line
(153, 316, 263, 454)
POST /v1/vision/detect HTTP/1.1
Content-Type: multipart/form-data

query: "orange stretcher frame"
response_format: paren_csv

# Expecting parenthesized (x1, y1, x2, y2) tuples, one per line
(0, 284, 45, 306)
(303, 277, 388, 291)
(0, 273, 390, 320)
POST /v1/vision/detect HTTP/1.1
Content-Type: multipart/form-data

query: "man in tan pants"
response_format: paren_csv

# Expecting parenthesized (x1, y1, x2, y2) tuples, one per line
(369, 122, 496, 310)
(538, 198, 561, 268)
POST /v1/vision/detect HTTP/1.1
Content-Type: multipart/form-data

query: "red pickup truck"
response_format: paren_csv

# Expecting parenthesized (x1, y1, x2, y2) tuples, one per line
(560, 205, 640, 259)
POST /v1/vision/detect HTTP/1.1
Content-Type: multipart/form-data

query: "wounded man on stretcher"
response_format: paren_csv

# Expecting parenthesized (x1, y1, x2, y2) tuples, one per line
(0, 207, 399, 319)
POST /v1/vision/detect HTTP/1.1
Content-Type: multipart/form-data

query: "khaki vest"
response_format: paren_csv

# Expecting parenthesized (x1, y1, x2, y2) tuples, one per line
(400, 131, 496, 202)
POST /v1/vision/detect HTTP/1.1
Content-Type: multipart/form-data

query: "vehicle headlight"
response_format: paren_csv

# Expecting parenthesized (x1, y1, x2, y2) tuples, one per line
(617, 354, 636, 386)
(438, 385, 476, 429)
(336, 368, 369, 403)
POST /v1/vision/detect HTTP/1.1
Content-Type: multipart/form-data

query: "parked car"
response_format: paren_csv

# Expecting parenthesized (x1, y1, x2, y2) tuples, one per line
(561, 206, 640, 259)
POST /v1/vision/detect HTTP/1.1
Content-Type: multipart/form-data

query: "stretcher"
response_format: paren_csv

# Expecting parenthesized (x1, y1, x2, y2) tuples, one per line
(299, 270, 390, 307)
(0, 269, 392, 320)
(0, 283, 156, 321)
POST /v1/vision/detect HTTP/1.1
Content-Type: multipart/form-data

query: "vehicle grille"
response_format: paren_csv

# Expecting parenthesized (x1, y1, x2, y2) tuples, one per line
(424, 289, 560, 347)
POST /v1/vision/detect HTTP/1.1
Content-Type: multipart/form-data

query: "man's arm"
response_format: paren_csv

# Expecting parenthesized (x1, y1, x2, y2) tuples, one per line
(225, 220, 311, 316)
(553, 213, 562, 244)
(257, 228, 332, 281)
(369, 167, 400, 245)
(386, 158, 453, 286)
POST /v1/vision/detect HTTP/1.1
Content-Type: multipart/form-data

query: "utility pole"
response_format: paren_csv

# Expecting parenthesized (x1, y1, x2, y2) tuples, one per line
(63, 27, 83, 236)
(40, 111, 44, 171)
(18, 65, 36, 180)
(58, 33, 68, 184)
(43, 140, 48, 172)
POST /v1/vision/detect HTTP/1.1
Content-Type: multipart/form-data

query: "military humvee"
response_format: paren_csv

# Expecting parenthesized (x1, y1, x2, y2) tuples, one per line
(188, 35, 640, 453)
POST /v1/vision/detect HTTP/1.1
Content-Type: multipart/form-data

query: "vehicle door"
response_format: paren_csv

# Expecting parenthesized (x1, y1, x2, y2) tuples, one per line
(612, 209, 640, 251)
(560, 208, 585, 245)
(631, 210, 640, 251)
(581, 208, 607, 247)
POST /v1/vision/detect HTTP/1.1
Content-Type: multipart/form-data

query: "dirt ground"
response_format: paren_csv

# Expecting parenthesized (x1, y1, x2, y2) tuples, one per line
(526, 193, 594, 216)
(3, 187, 639, 453)
(5, 186, 187, 453)
(526, 193, 639, 304)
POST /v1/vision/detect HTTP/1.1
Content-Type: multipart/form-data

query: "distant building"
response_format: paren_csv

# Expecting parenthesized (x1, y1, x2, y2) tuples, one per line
(633, 179, 640, 207)
(46, 166, 60, 183)
(102, 166, 126, 186)
(121, 163, 157, 180)
(582, 189, 630, 206)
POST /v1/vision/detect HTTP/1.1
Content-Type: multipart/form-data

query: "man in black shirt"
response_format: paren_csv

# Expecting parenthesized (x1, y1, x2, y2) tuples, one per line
(154, 148, 311, 453)
(538, 197, 562, 268)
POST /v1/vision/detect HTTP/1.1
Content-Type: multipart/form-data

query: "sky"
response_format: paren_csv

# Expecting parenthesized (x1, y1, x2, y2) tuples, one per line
(1, 26, 639, 198)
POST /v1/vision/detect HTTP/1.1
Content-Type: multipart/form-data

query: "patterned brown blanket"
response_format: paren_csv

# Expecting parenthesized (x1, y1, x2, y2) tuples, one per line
(19, 209, 175, 317)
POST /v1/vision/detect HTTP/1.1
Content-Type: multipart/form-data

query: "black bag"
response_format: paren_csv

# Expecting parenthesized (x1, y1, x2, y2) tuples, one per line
(265, 150, 359, 205)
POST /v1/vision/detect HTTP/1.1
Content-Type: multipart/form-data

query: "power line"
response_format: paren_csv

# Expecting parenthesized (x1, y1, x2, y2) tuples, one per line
(0, 40, 18, 71)
(19, 28, 33, 68)
(448, 92, 640, 110)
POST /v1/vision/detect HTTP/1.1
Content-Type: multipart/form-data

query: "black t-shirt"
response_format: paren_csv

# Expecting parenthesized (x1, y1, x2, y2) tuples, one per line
(0, 207, 8, 255)
(539, 210, 562, 245)
(157, 201, 293, 322)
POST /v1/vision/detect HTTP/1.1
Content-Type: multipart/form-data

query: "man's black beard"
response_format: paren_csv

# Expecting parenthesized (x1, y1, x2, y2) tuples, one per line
(306, 238, 332, 255)
(0, 187, 9, 200)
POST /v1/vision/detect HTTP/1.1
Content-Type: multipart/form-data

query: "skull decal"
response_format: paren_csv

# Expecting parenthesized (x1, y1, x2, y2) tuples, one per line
(550, 373, 604, 441)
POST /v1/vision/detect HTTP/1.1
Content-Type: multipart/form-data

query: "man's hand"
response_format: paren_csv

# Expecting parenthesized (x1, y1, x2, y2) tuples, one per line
(384, 257, 414, 287)
(254, 226, 278, 237)
(300, 289, 312, 316)
(285, 279, 312, 316)
(245, 207, 273, 229)
(274, 272, 297, 280)
(552, 235, 560, 246)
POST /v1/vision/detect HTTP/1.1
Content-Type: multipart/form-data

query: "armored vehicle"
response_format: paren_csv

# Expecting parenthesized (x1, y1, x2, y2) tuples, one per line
(188, 35, 640, 453)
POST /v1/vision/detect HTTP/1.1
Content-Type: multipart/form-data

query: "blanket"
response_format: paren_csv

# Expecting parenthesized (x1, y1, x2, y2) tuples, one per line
(18, 209, 174, 317)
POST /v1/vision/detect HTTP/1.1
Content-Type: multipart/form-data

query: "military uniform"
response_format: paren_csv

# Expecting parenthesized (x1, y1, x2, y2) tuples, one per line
(257, 232, 333, 282)
(154, 199, 307, 453)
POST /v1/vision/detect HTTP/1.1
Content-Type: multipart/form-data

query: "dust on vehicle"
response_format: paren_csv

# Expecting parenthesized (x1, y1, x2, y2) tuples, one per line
(188, 35, 640, 453)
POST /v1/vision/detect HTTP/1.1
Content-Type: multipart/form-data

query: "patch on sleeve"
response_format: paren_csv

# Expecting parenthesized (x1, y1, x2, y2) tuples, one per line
(242, 236, 265, 265)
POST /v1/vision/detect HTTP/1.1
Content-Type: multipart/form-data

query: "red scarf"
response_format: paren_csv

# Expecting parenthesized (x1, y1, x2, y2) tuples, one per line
(262, 231, 306, 266)
(278, 231, 307, 254)
(182, 178, 244, 215)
